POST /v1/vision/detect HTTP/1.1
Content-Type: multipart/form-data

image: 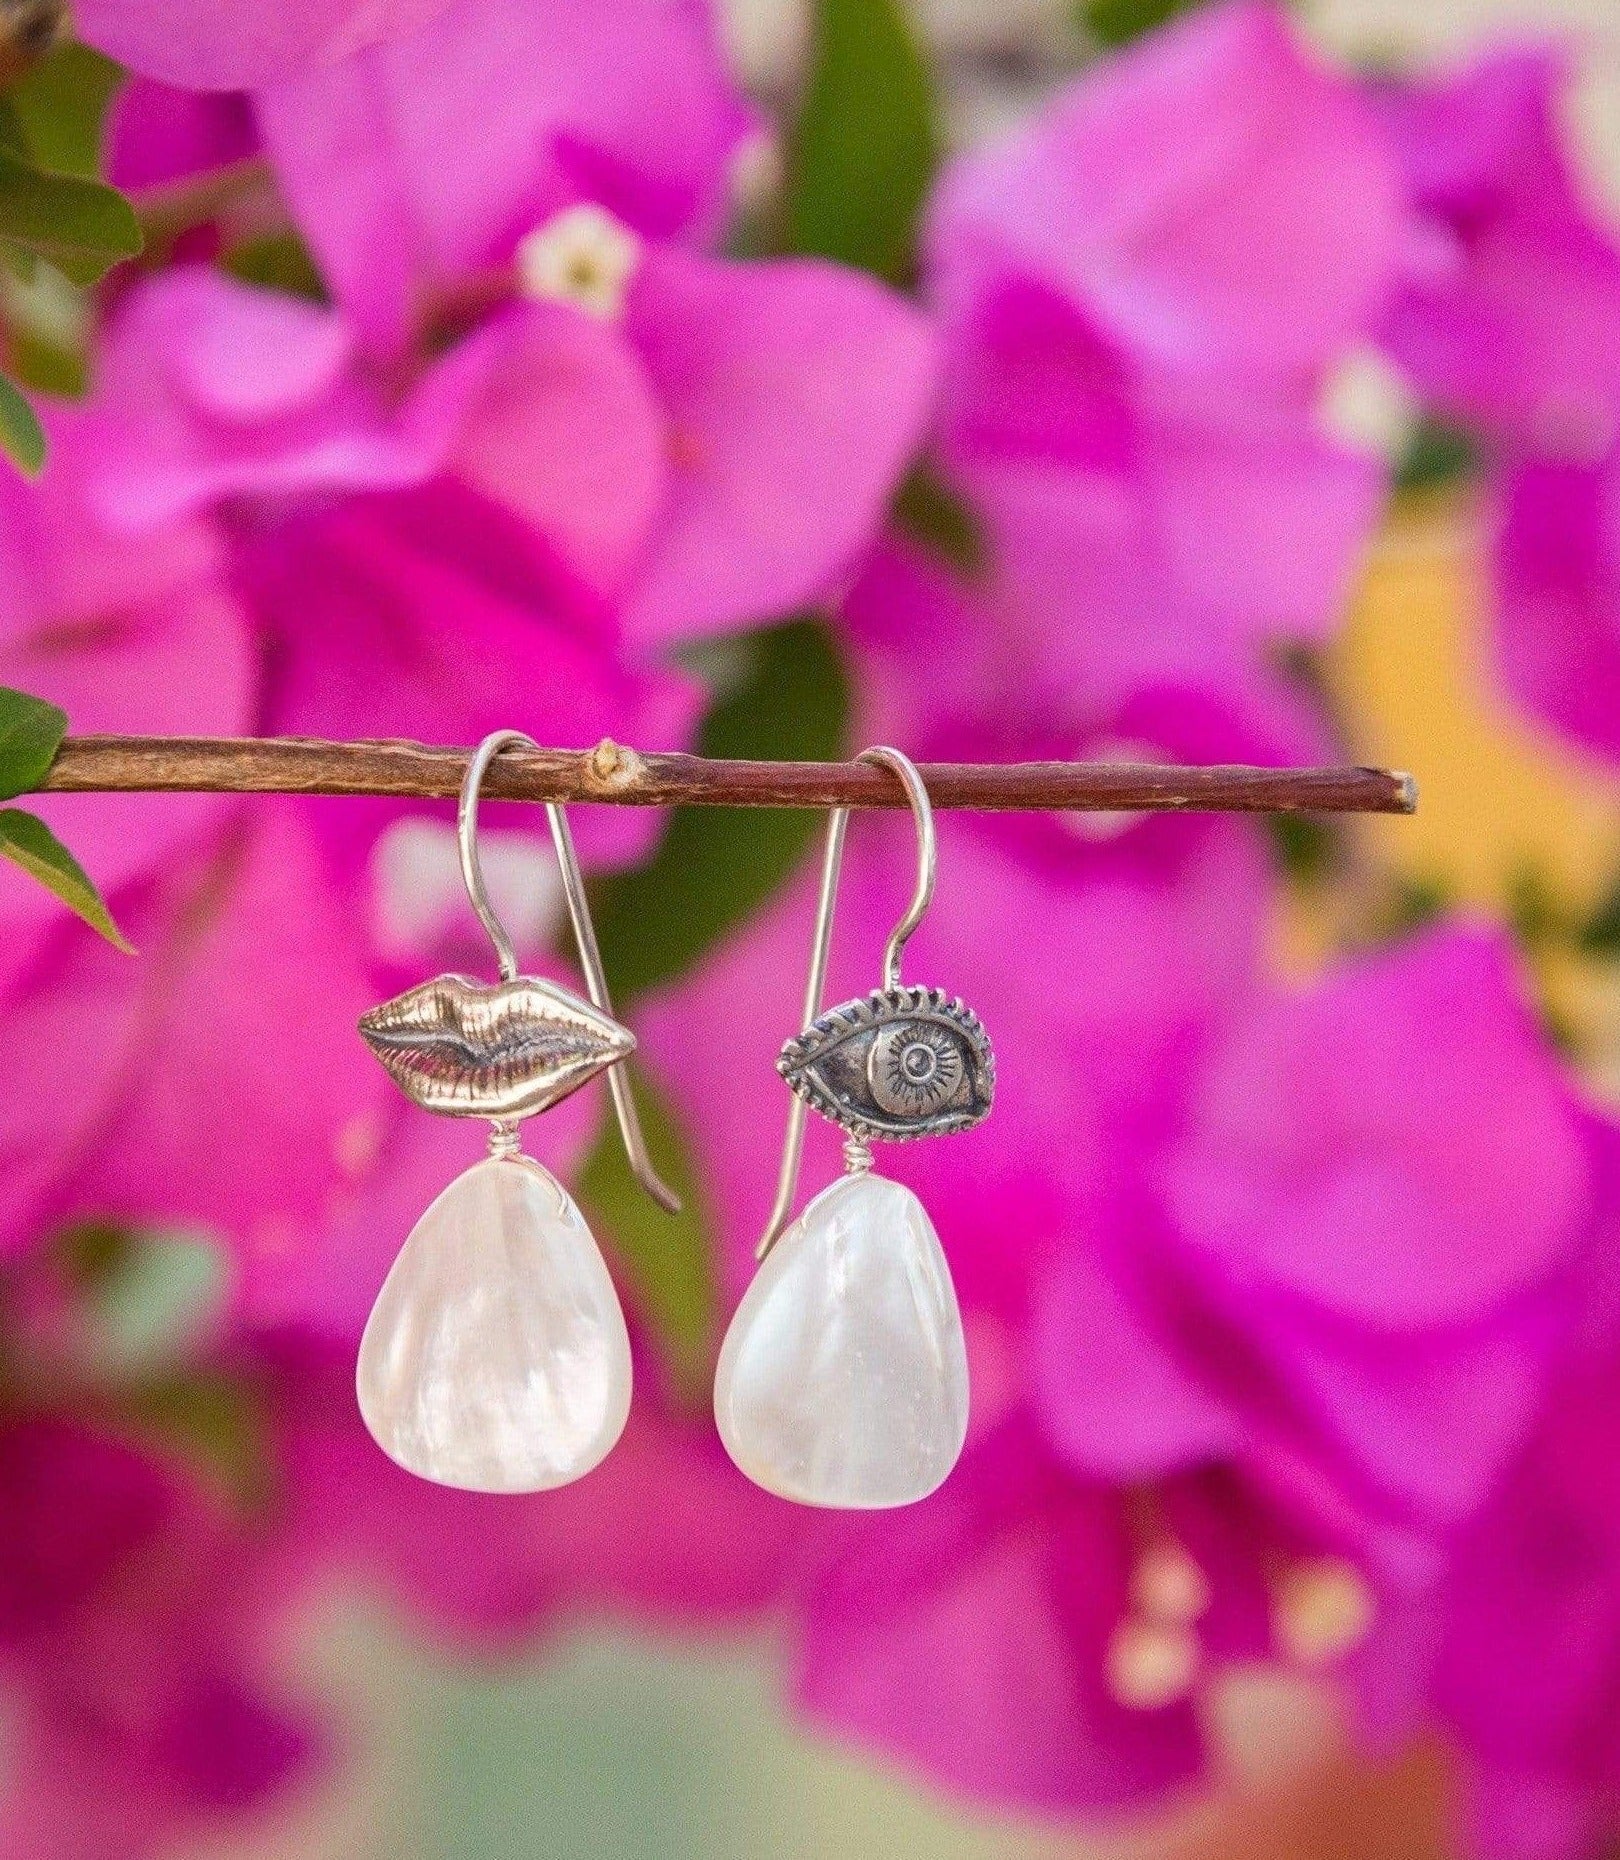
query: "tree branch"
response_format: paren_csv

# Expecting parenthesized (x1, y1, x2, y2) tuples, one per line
(34, 736, 1418, 815)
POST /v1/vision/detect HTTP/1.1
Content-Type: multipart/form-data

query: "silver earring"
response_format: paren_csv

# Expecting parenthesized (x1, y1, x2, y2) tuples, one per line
(714, 747, 992, 1508)
(355, 730, 678, 1494)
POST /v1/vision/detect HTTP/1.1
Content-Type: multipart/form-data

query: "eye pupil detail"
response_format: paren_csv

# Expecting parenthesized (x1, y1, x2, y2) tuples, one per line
(869, 1022, 967, 1118)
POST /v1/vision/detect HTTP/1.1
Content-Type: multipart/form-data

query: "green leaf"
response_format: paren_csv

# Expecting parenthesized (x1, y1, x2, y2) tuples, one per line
(56, 1223, 228, 1375)
(780, 0, 938, 284)
(0, 806, 131, 949)
(1507, 862, 1568, 951)
(1369, 874, 1450, 945)
(0, 682, 66, 795)
(1266, 813, 1342, 887)
(56, 1218, 137, 1289)
(577, 1071, 716, 1401)
(223, 229, 328, 301)
(0, 372, 43, 472)
(891, 465, 985, 575)
(1080, 0, 1308, 47)
(1578, 871, 1620, 958)
(0, 146, 141, 285)
(1396, 417, 1479, 494)
(7, 326, 87, 400)
(590, 618, 849, 1002)
(122, 1368, 272, 1512)
(0, 97, 26, 159)
(1510, 859, 1569, 952)
(1080, 0, 1205, 47)
(8, 42, 122, 181)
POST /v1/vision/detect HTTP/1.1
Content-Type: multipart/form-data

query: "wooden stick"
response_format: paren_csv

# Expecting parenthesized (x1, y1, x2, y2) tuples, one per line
(33, 736, 1418, 815)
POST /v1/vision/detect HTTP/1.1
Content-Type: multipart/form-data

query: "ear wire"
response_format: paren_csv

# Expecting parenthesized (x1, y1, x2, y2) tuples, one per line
(757, 747, 936, 1259)
(459, 730, 680, 1214)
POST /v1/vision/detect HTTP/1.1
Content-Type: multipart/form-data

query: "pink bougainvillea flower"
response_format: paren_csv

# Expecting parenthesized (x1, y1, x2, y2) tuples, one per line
(80, 264, 664, 637)
(1039, 924, 1597, 1620)
(1421, 1345, 1620, 1860)
(0, 406, 256, 983)
(1491, 441, 1620, 763)
(95, 0, 936, 672)
(627, 597, 1283, 1803)
(83, 266, 488, 528)
(211, 248, 938, 658)
(0, 1415, 321, 1857)
(251, 0, 754, 350)
(922, 0, 1400, 710)
(69, 807, 387, 1255)
(86, 223, 935, 703)
(1376, 46, 1620, 451)
(791, 1376, 1308, 1809)
(0, 392, 394, 1274)
(255, 1327, 802, 1646)
(76, 0, 455, 91)
(1164, 925, 1587, 1332)
(795, 925, 1597, 1812)
(79, 267, 705, 877)
(643, 767, 1597, 1806)
(108, 79, 260, 195)
(1372, 46, 1620, 767)
(930, 1, 1396, 383)
(238, 0, 938, 645)
(612, 246, 938, 646)
(1373, 45, 1620, 767)
(845, 531, 1329, 770)
(639, 592, 1279, 1316)
(0, 802, 388, 1263)
(1337, 1120, 1620, 1860)
(795, 1415, 1202, 1812)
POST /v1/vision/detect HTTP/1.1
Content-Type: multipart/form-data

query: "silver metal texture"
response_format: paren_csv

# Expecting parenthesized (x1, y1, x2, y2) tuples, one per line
(778, 986, 994, 1143)
(757, 747, 992, 1259)
(358, 974, 635, 1121)
(363, 729, 681, 1213)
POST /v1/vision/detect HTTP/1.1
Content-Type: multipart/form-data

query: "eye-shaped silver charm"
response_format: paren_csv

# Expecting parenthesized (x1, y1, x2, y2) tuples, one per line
(778, 986, 993, 1140)
(720, 748, 981, 1512)
(756, 746, 995, 1262)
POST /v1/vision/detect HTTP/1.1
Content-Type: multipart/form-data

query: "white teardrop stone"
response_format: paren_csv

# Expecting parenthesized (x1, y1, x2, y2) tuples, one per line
(714, 1172, 969, 1508)
(356, 1155, 632, 1493)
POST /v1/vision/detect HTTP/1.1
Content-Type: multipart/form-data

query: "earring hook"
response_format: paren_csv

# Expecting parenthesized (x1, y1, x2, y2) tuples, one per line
(459, 731, 681, 1214)
(757, 746, 936, 1258)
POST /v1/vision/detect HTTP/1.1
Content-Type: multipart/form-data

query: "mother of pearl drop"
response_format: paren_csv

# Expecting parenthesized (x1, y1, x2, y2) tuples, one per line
(714, 1172, 969, 1508)
(356, 1154, 632, 1493)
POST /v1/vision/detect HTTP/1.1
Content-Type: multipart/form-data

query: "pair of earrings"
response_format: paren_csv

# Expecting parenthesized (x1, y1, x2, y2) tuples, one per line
(355, 735, 993, 1509)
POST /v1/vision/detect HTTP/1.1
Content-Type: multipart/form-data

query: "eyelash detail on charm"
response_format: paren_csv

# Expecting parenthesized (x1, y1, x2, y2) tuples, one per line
(359, 974, 635, 1121)
(777, 986, 994, 1141)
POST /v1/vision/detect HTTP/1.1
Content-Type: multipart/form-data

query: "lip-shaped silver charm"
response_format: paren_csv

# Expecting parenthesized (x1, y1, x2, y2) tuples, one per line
(777, 986, 994, 1142)
(359, 974, 635, 1121)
